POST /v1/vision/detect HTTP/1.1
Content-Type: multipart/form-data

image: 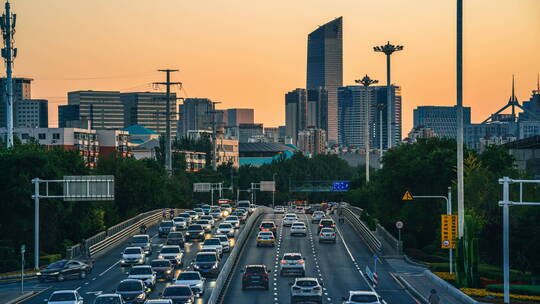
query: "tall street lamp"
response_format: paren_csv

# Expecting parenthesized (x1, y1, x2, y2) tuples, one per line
(355, 75, 378, 183)
(373, 41, 404, 151)
(377, 103, 385, 168)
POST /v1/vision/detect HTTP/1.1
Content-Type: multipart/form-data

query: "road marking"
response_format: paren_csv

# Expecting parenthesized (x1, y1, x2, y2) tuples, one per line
(99, 260, 120, 277)
(75, 286, 81, 291)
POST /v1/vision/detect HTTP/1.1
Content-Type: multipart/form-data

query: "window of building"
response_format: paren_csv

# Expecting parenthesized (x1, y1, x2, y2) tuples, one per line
(38, 133, 46, 140)
(53, 133, 60, 140)
(21, 133, 29, 140)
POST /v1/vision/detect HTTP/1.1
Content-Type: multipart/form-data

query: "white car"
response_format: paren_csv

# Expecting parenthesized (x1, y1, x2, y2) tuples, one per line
(319, 227, 337, 243)
(93, 294, 124, 304)
(127, 265, 156, 288)
(220, 204, 233, 215)
(311, 211, 325, 223)
(280, 253, 305, 276)
(290, 221, 307, 236)
(342, 291, 386, 304)
(178, 213, 192, 224)
(210, 207, 222, 219)
(283, 213, 298, 226)
(172, 217, 188, 230)
(47, 290, 84, 304)
(196, 219, 212, 232)
(144, 300, 173, 304)
(274, 206, 285, 214)
(201, 238, 223, 257)
(217, 223, 235, 237)
(290, 278, 323, 304)
(121, 247, 145, 266)
(214, 234, 230, 252)
(225, 216, 240, 229)
(174, 270, 206, 296)
(158, 245, 184, 267)
(193, 208, 205, 217)
(199, 215, 215, 227)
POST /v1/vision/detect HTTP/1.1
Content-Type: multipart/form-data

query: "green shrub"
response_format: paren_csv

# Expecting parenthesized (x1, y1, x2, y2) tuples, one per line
(486, 284, 540, 296)
(40, 254, 62, 265)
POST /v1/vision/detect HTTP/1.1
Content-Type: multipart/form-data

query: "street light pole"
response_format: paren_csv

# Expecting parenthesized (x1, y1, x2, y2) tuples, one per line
(356, 75, 379, 183)
(456, 0, 465, 239)
(373, 41, 403, 150)
(377, 103, 385, 168)
(272, 173, 277, 208)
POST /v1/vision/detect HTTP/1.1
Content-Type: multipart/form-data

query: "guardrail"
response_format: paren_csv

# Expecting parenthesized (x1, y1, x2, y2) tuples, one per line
(376, 223, 402, 255)
(67, 208, 184, 259)
(343, 207, 382, 254)
(207, 207, 268, 304)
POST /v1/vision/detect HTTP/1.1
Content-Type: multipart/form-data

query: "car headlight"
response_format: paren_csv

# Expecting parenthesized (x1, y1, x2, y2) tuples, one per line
(137, 293, 145, 299)
(158, 255, 163, 259)
(193, 264, 200, 269)
(195, 282, 204, 287)
(138, 259, 144, 263)
(36, 272, 41, 276)
(165, 269, 172, 274)
(212, 264, 218, 269)
(50, 272, 59, 275)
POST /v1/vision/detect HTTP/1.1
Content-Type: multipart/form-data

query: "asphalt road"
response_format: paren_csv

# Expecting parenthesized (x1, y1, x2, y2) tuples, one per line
(14, 215, 245, 304)
(222, 211, 418, 304)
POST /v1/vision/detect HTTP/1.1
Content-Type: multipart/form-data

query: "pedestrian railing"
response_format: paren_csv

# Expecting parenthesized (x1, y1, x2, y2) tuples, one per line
(343, 207, 382, 254)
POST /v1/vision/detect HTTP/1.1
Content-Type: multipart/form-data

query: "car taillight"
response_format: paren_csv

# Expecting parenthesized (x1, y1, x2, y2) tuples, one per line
(280, 260, 287, 264)
(314, 286, 321, 290)
(319, 224, 323, 227)
(331, 224, 335, 227)
(332, 234, 336, 236)
(298, 260, 305, 264)
(319, 234, 323, 237)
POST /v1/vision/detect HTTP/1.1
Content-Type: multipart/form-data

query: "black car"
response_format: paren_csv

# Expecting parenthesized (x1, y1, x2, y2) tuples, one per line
(193, 252, 219, 277)
(242, 265, 270, 290)
(115, 279, 148, 304)
(37, 259, 92, 282)
(185, 224, 205, 242)
(317, 218, 336, 233)
(166, 232, 185, 248)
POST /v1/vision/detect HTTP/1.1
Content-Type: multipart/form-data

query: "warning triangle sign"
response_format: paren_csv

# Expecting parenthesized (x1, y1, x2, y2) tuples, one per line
(402, 191, 414, 201)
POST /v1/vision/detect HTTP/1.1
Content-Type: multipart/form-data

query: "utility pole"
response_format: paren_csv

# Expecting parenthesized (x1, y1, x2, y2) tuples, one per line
(1, 1, 17, 148)
(154, 69, 181, 175)
(374, 41, 403, 151)
(356, 75, 378, 183)
(456, 0, 465, 238)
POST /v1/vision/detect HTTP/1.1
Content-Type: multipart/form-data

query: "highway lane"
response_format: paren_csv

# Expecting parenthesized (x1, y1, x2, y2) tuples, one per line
(19, 213, 246, 304)
(223, 212, 375, 304)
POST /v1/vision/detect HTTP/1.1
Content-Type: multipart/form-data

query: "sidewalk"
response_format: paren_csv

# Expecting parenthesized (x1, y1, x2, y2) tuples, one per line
(2, 289, 35, 304)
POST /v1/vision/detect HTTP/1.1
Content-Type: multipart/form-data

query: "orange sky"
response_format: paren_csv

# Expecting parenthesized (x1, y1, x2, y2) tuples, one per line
(10, 0, 540, 133)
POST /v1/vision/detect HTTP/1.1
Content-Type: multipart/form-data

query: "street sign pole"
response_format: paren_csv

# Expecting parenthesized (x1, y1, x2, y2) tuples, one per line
(20, 244, 25, 294)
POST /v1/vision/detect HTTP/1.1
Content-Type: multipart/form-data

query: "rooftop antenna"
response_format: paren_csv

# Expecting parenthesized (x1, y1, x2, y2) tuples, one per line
(1, 0, 16, 147)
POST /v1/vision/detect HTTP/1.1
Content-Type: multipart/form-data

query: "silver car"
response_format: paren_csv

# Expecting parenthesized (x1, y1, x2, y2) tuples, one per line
(280, 253, 305, 276)
(318, 227, 337, 243)
(290, 277, 323, 304)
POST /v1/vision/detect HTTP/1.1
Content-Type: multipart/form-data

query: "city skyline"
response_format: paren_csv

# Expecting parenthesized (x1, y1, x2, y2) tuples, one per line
(9, 0, 540, 133)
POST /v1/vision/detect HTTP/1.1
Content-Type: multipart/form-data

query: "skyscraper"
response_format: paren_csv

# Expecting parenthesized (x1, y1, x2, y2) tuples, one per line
(177, 98, 213, 137)
(227, 108, 254, 127)
(15, 99, 48, 128)
(307, 17, 343, 144)
(121, 92, 177, 136)
(67, 90, 124, 130)
(285, 88, 307, 144)
(307, 87, 328, 130)
(0, 78, 32, 127)
(413, 106, 471, 139)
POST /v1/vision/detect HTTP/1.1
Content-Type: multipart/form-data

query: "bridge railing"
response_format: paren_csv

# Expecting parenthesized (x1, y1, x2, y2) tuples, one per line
(207, 207, 268, 304)
(343, 207, 382, 254)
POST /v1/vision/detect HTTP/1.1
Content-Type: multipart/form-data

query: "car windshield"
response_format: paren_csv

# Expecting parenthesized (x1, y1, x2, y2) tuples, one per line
(47, 260, 67, 269)
(94, 296, 121, 304)
(222, 204, 231, 208)
(124, 248, 141, 254)
(350, 295, 379, 302)
(196, 254, 217, 262)
(197, 220, 209, 224)
(179, 214, 190, 218)
(261, 223, 274, 228)
(227, 216, 238, 221)
(132, 236, 148, 243)
(194, 208, 203, 212)
(161, 247, 180, 254)
(296, 280, 317, 287)
(201, 216, 212, 220)
(219, 224, 233, 229)
(205, 239, 220, 245)
(49, 293, 75, 301)
(168, 232, 183, 238)
(188, 225, 203, 231)
(160, 221, 173, 227)
(178, 272, 200, 280)
(321, 228, 334, 233)
(284, 255, 301, 260)
(259, 233, 273, 237)
(216, 236, 228, 242)
(173, 217, 184, 222)
(321, 220, 333, 225)
(285, 215, 297, 219)
(211, 207, 221, 212)
(239, 202, 250, 208)
(151, 260, 171, 267)
(117, 281, 143, 291)
(130, 267, 152, 275)
(163, 286, 192, 296)
(292, 223, 305, 227)
(246, 266, 265, 273)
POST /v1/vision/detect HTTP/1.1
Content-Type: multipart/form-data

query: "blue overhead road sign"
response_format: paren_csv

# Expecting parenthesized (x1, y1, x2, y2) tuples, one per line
(332, 181, 350, 191)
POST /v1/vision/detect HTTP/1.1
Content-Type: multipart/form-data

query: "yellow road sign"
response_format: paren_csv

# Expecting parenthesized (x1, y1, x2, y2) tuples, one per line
(441, 214, 458, 249)
(402, 191, 413, 201)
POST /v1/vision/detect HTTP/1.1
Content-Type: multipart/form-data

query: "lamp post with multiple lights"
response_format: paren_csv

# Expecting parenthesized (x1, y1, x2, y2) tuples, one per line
(355, 75, 378, 183)
(373, 41, 403, 152)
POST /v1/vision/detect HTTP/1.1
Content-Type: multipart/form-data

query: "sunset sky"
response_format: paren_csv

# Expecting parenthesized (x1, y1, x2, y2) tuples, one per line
(11, 0, 540, 133)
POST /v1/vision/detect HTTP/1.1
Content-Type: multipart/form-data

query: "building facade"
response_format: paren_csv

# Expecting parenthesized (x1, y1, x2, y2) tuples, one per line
(14, 99, 48, 128)
(96, 129, 130, 157)
(177, 98, 213, 137)
(121, 92, 177, 137)
(413, 106, 471, 138)
(58, 105, 80, 128)
(297, 127, 326, 155)
(264, 127, 279, 142)
(67, 91, 125, 130)
(227, 108, 254, 127)
(285, 89, 307, 144)
(307, 87, 328, 131)
(216, 137, 239, 168)
(306, 17, 343, 144)
(238, 123, 263, 143)
(0, 78, 33, 127)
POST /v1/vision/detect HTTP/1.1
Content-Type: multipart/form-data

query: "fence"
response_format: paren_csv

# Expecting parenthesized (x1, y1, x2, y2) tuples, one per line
(376, 223, 402, 255)
(207, 207, 268, 304)
(343, 207, 382, 254)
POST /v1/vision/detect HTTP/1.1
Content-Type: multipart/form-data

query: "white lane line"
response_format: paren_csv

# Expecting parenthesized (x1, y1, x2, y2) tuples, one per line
(99, 260, 120, 277)
(75, 286, 81, 291)
(334, 224, 356, 263)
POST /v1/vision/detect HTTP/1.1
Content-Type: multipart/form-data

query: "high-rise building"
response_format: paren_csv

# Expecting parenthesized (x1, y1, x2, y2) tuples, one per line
(338, 85, 401, 149)
(58, 105, 80, 128)
(14, 99, 48, 128)
(0, 78, 33, 127)
(297, 127, 326, 155)
(67, 91, 124, 130)
(413, 106, 471, 138)
(238, 123, 263, 143)
(307, 17, 343, 144)
(285, 89, 307, 144)
(177, 98, 213, 137)
(307, 87, 328, 131)
(227, 108, 254, 127)
(121, 92, 177, 137)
